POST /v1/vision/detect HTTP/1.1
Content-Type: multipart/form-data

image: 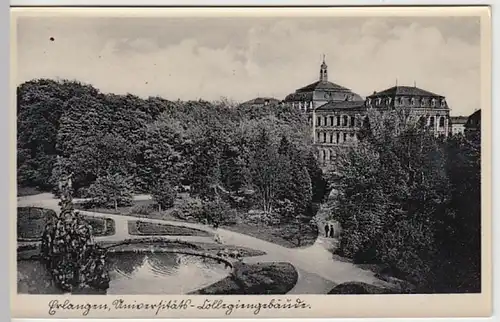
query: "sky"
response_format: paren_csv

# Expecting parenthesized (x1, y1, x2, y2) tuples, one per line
(16, 14, 482, 116)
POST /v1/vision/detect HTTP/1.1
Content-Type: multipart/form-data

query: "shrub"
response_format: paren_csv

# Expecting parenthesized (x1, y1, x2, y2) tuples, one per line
(130, 203, 155, 216)
(151, 181, 177, 211)
(178, 197, 204, 220)
(86, 173, 133, 210)
(202, 200, 238, 226)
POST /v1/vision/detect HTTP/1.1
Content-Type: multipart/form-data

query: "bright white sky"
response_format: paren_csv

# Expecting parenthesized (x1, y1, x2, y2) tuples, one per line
(16, 15, 481, 116)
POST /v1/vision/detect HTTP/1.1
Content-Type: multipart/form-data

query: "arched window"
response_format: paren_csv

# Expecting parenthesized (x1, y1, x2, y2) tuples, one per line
(342, 115, 348, 126)
(317, 116, 321, 126)
(439, 116, 445, 128)
(350, 116, 355, 127)
(336, 116, 341, 126)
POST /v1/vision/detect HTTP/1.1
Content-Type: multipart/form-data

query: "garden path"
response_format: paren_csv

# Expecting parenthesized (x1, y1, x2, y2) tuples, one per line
(17, 193, 392, 293)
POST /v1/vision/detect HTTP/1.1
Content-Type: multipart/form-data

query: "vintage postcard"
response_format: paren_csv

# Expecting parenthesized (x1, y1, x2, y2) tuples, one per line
(10, 6, 492, 319)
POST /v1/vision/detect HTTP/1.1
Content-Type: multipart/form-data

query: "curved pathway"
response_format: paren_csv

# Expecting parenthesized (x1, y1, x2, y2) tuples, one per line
(17, 193, 392, 293)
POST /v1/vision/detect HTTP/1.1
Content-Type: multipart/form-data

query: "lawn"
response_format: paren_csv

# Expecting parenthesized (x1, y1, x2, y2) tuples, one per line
(17, 207, 52, 240)
(84, 216, 116, 237)
(222, 222, 318, 249)
(192, 262, 298, 295)
(17, 186, 44, 197)
(128, 220, 212, 237)
(75, 193, 319, 248)
(17, 207, 116, 240)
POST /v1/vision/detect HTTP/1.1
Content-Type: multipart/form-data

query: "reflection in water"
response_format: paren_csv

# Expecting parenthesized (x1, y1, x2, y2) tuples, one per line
(18, 252, 230, 295)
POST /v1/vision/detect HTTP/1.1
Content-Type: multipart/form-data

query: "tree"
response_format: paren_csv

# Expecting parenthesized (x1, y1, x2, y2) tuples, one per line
(330, 109, 460, 290)
(86, 173, 133, 211)
(151, 180, 177, 212)
(249, 129, 284, 213)
(40, 171, 110, 292)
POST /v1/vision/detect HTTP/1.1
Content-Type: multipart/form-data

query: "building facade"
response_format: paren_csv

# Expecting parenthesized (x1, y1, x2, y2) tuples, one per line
(366, 85, 450, 137)
(284, 57, 364, 112)
(464, 109, 481, 137)
(284, 59, 452, 166)
(450, 116, 469, 136)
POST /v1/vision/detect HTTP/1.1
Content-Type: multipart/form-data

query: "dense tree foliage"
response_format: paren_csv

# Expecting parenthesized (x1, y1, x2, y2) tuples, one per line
(328, 108, 481, 293)
(18, 79, 327, 225)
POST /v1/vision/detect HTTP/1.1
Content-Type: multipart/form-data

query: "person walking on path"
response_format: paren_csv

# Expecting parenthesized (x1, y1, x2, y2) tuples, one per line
(324, 223, 330, 238)
(329, 224, 335, 238)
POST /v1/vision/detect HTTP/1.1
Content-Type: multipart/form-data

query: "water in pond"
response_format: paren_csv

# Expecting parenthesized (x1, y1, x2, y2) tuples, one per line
(17, 252, 230, 294)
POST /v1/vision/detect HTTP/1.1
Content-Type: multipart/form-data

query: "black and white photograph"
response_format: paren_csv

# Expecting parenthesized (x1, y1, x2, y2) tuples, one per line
(11, 6, 491, 319)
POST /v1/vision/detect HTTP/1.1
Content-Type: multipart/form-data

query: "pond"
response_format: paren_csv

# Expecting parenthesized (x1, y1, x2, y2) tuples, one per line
(17, 252, 231, 294)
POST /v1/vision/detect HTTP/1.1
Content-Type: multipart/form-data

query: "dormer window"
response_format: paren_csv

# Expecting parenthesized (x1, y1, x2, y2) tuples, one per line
(421, 98, 426, 105)
(431, 98, 436, 107)
(377, 98, 382, 105)
(441, 99, 446, 107)
(410, 97, 415, 106)
(387, 97, 392, 105)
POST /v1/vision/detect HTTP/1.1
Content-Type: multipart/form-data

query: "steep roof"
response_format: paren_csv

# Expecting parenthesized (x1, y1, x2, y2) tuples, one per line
(450, 116, 469, 124)
(296, 80, 352, 93)
(284, 92, 314, 102)
(241, 97, 280, 106)
(367, 86, 444, 98)
(315, 100, 366, 111)
(467, 109, 481, 123)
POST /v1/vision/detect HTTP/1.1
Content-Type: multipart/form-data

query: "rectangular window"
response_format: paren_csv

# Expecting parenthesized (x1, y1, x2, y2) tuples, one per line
(336, 132, 340, 143)
(336, 116, 341, 126)
(350, 117, 355, 127)
(330, 116, 334, 126)
(323, 132, 327, 143)
(329, 133, 333, 143)
(343, 133, 347, 142)
(317, 117, 321, 126)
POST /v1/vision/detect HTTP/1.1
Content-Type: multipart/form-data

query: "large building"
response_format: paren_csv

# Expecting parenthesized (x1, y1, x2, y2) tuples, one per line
(450, 116, 469, 136)
(283, 58, 451, 166)
(464, 109, 481, 137)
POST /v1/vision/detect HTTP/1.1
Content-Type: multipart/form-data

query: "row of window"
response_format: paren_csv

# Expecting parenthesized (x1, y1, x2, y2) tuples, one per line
(367, 97, 447, 108)
(316, 131, 356, 144)
(312, 115, 358, 127)
(311, 114, 448, 128)
(427, 115, 447, 128)
(318, 149, 336, 162)
(291, 101, 313, 110)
